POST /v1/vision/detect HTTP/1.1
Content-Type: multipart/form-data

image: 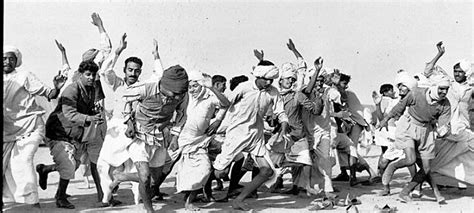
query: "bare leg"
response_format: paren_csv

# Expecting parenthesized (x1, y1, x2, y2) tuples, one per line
(232, 156, 273, 211)
(135, 162, 154, 213)
(185, 190, 200, 211)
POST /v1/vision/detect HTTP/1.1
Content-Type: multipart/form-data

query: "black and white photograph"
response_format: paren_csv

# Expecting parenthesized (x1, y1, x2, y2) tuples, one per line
(3, 0, 473, 212)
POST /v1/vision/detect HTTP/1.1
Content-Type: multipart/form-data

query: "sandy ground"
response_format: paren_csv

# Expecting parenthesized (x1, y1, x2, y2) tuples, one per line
(3, 145, 474, 213)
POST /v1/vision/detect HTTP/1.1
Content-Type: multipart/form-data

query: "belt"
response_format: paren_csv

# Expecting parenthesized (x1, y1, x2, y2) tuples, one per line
(135, 127, 165, 147)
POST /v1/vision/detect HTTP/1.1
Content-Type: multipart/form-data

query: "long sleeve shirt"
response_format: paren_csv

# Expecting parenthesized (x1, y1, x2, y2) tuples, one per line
(122, 81, 188, 134)
(3, 70, 53, 142)
(46, 81, 99, 142)
(386, 87, 451, 127)
(281, 89, 323, 140)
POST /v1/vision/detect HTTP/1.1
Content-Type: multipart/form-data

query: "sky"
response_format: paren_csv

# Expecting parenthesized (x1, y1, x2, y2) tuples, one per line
(4, 0, 473, 104)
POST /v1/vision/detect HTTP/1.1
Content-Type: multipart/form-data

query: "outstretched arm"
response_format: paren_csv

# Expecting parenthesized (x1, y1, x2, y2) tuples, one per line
(99, 33, 127, 89)
(149, 39, 165, 81)
(424, 41, 445, 78)
(303, 57, 323, 94)
(91, 12, 112, 65)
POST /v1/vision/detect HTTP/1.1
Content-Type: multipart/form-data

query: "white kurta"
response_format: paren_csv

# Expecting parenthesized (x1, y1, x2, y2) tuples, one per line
(175, 88, 220, 192)
(213, 81, 288, 170)
(3, 69, 51, 204)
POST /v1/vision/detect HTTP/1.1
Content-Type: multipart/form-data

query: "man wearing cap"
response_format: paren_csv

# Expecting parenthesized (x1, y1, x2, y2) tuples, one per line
(119, 64, 188, 212)
(213, 60, 289, 211)
(3, 46, 66, 208)
(378, 72, 451, 204)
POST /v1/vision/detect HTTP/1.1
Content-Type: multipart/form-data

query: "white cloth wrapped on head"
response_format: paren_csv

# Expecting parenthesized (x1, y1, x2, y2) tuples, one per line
(395, 70, 418, 90)
(187, 70, 213, 87)
(456, 59, 472, 77)
(428, 74, 451, 101)
(280, 62, 298, 79)
(3, 45, 22, 67)
(252, 64, 279, 79)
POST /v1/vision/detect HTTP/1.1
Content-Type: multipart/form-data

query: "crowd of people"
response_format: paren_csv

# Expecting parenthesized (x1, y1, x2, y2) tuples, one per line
(3, 12, 473, 212)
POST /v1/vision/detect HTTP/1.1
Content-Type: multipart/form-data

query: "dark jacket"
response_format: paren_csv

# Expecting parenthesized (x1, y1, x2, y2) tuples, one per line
(46, 80, 101, 142)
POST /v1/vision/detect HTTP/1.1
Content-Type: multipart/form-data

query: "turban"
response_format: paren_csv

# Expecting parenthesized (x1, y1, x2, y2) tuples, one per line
(160, 65, 189, 94)
(428, 74, 451, 101)
(82, 48, 99, 62)
(251, 64, 279, 79)
(280, 62, 297, 80)
(395, 71, 418, 90)
(188, 70, 204, 82)
(456, 59, 472, 77)
(3, 45, 22, 67)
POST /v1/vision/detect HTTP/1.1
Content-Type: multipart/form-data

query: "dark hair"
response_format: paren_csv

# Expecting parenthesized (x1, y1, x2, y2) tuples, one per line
(78, 60, 99, 73)
(124, 57, 143, 67)
(339, 73, 351, 83)
(453, 63, 461, 70)
(379, 84, 394, 94)
(212, 75, 227, 85)
(230, 75, 249, 91)
(257, 60, 274, 66)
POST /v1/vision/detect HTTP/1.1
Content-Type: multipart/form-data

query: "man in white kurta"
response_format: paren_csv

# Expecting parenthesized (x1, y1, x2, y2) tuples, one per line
(426, 60, 474, 187)
(3, 46, 65, 207)
(95, 36, 164, 206)
(175, 71, 230, 211)
(213, 61, 289, 211)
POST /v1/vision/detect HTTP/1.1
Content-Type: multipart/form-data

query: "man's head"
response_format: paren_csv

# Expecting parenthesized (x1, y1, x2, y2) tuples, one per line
(159, 65, 189, 103)
(338, 73, 351, 90)
(252, 60, 279, 90)
(315, 75, 325, 91)
(188, 70, 205, 98)
(229, 75, 249, 91)
(453, 60, 471, 83)
(379, 84, 396, 99)
(212, 75, 227, 93)
(397, 83, 410, 98)
(123, 57, 143, 85)
(279, 62, 297, 90)
(3, 46, 22, 74)
(78, 60, 99, 87)
(429, 74, 451, 101)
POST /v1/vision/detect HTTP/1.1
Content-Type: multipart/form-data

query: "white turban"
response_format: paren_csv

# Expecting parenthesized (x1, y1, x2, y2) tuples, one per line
(395, 71, 418, 90)
(456, 59, 472, 77)
(251, 64, 279, 79)
(3, 45, 22, 67)
(428, 74, 451, 101)
(188, 70, 213, 87)
(280, 62, 297, 79)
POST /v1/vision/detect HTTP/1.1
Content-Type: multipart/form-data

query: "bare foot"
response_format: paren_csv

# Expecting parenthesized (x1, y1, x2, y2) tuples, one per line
(232, 200, 251, 211)
(185, 202, 200, 211)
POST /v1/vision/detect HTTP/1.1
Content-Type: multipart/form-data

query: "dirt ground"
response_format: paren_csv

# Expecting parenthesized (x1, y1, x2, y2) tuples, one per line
(3, 145, 474, 213)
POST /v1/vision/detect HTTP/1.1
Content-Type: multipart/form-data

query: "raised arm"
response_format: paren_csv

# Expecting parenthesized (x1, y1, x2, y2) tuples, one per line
(99, 33, 127, 89)
(286, 38, 302, 59)
(424, 41, 445, 78)
(91, 12, 112, 65)
(148, 39, 165, 82)
(303, 57, 323, 94)
(253, 49, 264, 62)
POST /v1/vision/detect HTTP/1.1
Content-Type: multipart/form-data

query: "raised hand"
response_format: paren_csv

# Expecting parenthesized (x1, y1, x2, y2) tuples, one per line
(287, 38, 296, 51)
(436, 41, 445, 55)
(55, 40, 66, 52)
(115, 33, 127, 55)
(152, 39, 160, 60)
(253, 49, 264, 61)
(372, 91, 382, 105)
(314, 57, 323, 71)
(91, 12, 103, 28)
(53, 70, 67, 89)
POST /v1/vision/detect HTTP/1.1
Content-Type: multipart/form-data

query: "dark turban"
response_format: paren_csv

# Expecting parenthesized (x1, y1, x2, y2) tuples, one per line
(160, 65, 189, 94)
